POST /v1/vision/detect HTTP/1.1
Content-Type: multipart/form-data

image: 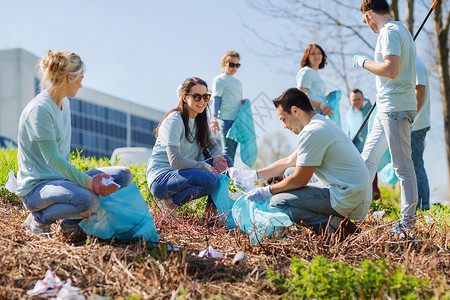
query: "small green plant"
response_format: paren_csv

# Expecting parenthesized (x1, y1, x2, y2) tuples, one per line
(267, 256, 431, 299)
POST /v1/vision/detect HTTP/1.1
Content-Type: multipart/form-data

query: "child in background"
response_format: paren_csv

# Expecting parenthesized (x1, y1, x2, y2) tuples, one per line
(209, 51, 246, 162)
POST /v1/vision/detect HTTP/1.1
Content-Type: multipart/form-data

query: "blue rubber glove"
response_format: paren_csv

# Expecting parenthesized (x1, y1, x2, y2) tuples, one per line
(245, 186, 273, 203)
(353, 55, 368, 69)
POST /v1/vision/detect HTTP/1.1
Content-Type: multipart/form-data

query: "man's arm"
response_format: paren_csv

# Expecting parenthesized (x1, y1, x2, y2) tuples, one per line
(270, 165, 316, 194)
(363, 55, 400, 79)
(257, 150, 297, 179)
(415, 84, 426, 112)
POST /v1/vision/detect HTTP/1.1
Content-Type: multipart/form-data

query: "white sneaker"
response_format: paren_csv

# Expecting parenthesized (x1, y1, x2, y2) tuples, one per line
(24, 214, 51, 237)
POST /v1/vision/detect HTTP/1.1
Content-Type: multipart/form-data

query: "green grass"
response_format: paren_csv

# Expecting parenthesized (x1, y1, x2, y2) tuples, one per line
(267, 256, 433, 299)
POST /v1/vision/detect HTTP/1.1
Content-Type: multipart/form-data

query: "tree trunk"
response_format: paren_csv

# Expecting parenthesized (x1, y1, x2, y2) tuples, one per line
(390, 0, 399, 21)
(433, 1, 450, 204)
(406, 0, 415, 34)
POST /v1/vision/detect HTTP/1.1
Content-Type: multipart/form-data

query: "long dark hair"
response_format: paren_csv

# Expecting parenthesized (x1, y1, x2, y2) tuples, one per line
(155, 77, 210, 149)
(300, 44, 327, 69)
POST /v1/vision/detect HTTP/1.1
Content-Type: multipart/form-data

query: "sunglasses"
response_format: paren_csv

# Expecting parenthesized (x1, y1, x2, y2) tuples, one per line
(227, 62, 241, 68)
(187, 93, 211, 102)
(361, 9, 372, 24)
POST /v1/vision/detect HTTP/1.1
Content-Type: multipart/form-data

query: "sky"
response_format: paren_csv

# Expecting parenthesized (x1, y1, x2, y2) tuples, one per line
(0, 0, 447, 204)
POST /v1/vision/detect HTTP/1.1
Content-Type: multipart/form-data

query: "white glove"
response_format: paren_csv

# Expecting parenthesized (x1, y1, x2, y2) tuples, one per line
(353, 55, 368, 69)
(228, 167, 259, 192)
(245, 186, 273, 203)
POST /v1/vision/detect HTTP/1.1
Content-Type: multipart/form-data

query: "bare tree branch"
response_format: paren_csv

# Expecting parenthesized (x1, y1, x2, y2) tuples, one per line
(300, 3, 375, 51)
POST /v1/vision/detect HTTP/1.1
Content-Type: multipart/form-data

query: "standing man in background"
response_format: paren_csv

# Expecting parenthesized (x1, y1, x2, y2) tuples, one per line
(346, 89, 372, 153)
(353, 0, 418, 234)
(411, 57, 431, 210)
(346, 89, 382, 201)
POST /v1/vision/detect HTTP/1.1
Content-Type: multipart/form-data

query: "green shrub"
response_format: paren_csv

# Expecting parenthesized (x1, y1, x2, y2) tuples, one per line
(0, 149, 18, 186)
(267, 256, 431, 299)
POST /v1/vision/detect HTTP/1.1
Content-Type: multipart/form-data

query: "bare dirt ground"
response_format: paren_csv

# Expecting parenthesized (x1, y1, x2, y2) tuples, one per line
(1, 195, 449, 299)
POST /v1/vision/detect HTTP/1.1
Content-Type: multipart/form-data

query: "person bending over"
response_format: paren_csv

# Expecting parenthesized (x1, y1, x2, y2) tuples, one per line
(17, 50, 133, 237)
(240, 88, 371, 237)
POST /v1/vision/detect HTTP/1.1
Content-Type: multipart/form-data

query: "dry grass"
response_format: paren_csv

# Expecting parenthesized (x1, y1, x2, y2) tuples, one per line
(0, 194, 449, 299)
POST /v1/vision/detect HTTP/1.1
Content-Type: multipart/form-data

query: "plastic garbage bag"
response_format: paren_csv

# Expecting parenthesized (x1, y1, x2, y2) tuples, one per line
(226, 101, 257, 168)
(210, 174, 237, 228)
(379, 162, 399, 186)
(327, 90, 342, 128)
(232, 194, 293, 244)
(80, 183, 159, 246)
(228, 167, 258, 192)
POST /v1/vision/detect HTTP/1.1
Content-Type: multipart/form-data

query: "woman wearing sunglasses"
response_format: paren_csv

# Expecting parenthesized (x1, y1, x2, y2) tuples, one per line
(209, 51, 246, 162)
(147, 77, 232, 218)
(296, 44, 334, 115)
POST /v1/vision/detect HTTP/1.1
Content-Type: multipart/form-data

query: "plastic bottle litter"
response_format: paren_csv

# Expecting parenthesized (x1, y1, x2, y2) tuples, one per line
(232, 252, 247, 265)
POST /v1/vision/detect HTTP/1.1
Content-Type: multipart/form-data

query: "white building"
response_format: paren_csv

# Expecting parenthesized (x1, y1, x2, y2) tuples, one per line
(0, 48, 165, 158)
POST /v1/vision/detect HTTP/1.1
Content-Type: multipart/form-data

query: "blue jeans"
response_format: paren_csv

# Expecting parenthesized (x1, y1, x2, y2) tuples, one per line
(218, 119, 238, 162)
(411, 127, 430, 210)
(22, 166, 134, 225)
(150, 156, 233, 208)
(362, 111, 418, 222)
(269, 168, 343, 233)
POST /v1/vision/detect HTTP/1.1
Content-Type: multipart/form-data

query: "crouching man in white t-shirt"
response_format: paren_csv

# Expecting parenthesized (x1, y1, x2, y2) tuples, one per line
(243, 88, 371, 239)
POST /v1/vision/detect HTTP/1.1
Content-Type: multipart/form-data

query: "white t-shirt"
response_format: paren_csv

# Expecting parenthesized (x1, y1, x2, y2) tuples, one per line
(296, 66, 327, 104)
(147, 111, 202, 184)
(411, 57, 430, 131)
(211, 73, 243, 121)
(17, 90, 71, 196)
(296, 114, 371, 220)
(375, 21, 417, 113)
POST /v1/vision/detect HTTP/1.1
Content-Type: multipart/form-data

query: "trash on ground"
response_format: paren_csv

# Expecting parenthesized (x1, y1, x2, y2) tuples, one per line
(372, 210, 385, 220)
(198, 246, 223, 259)
(1, 169, 18, 194)
(168, 244, 180, 252)
(27, 269, 84, 299)
(232, 252, 247, 265)
(424, 215, 435, 224)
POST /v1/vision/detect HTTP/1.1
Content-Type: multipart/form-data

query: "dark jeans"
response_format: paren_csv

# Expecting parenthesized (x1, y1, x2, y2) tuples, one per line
(150, 156, 233, 207)
(411, 127, 430, 210)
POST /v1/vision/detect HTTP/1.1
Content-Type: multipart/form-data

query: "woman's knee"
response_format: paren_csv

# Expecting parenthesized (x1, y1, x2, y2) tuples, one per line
(75, 189, 101, 213)
(203, 173, 220, 193)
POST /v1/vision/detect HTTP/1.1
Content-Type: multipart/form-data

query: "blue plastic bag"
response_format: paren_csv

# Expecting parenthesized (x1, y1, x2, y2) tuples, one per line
(80, 183, 159, 246)
(232, 194, 293, 244)
(226, 101, 257, 168)
(211, 174, 293, 242)
(379, 162, 399, 185)
(210, 174, 237, 228)
(326, 90, 342, 128)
